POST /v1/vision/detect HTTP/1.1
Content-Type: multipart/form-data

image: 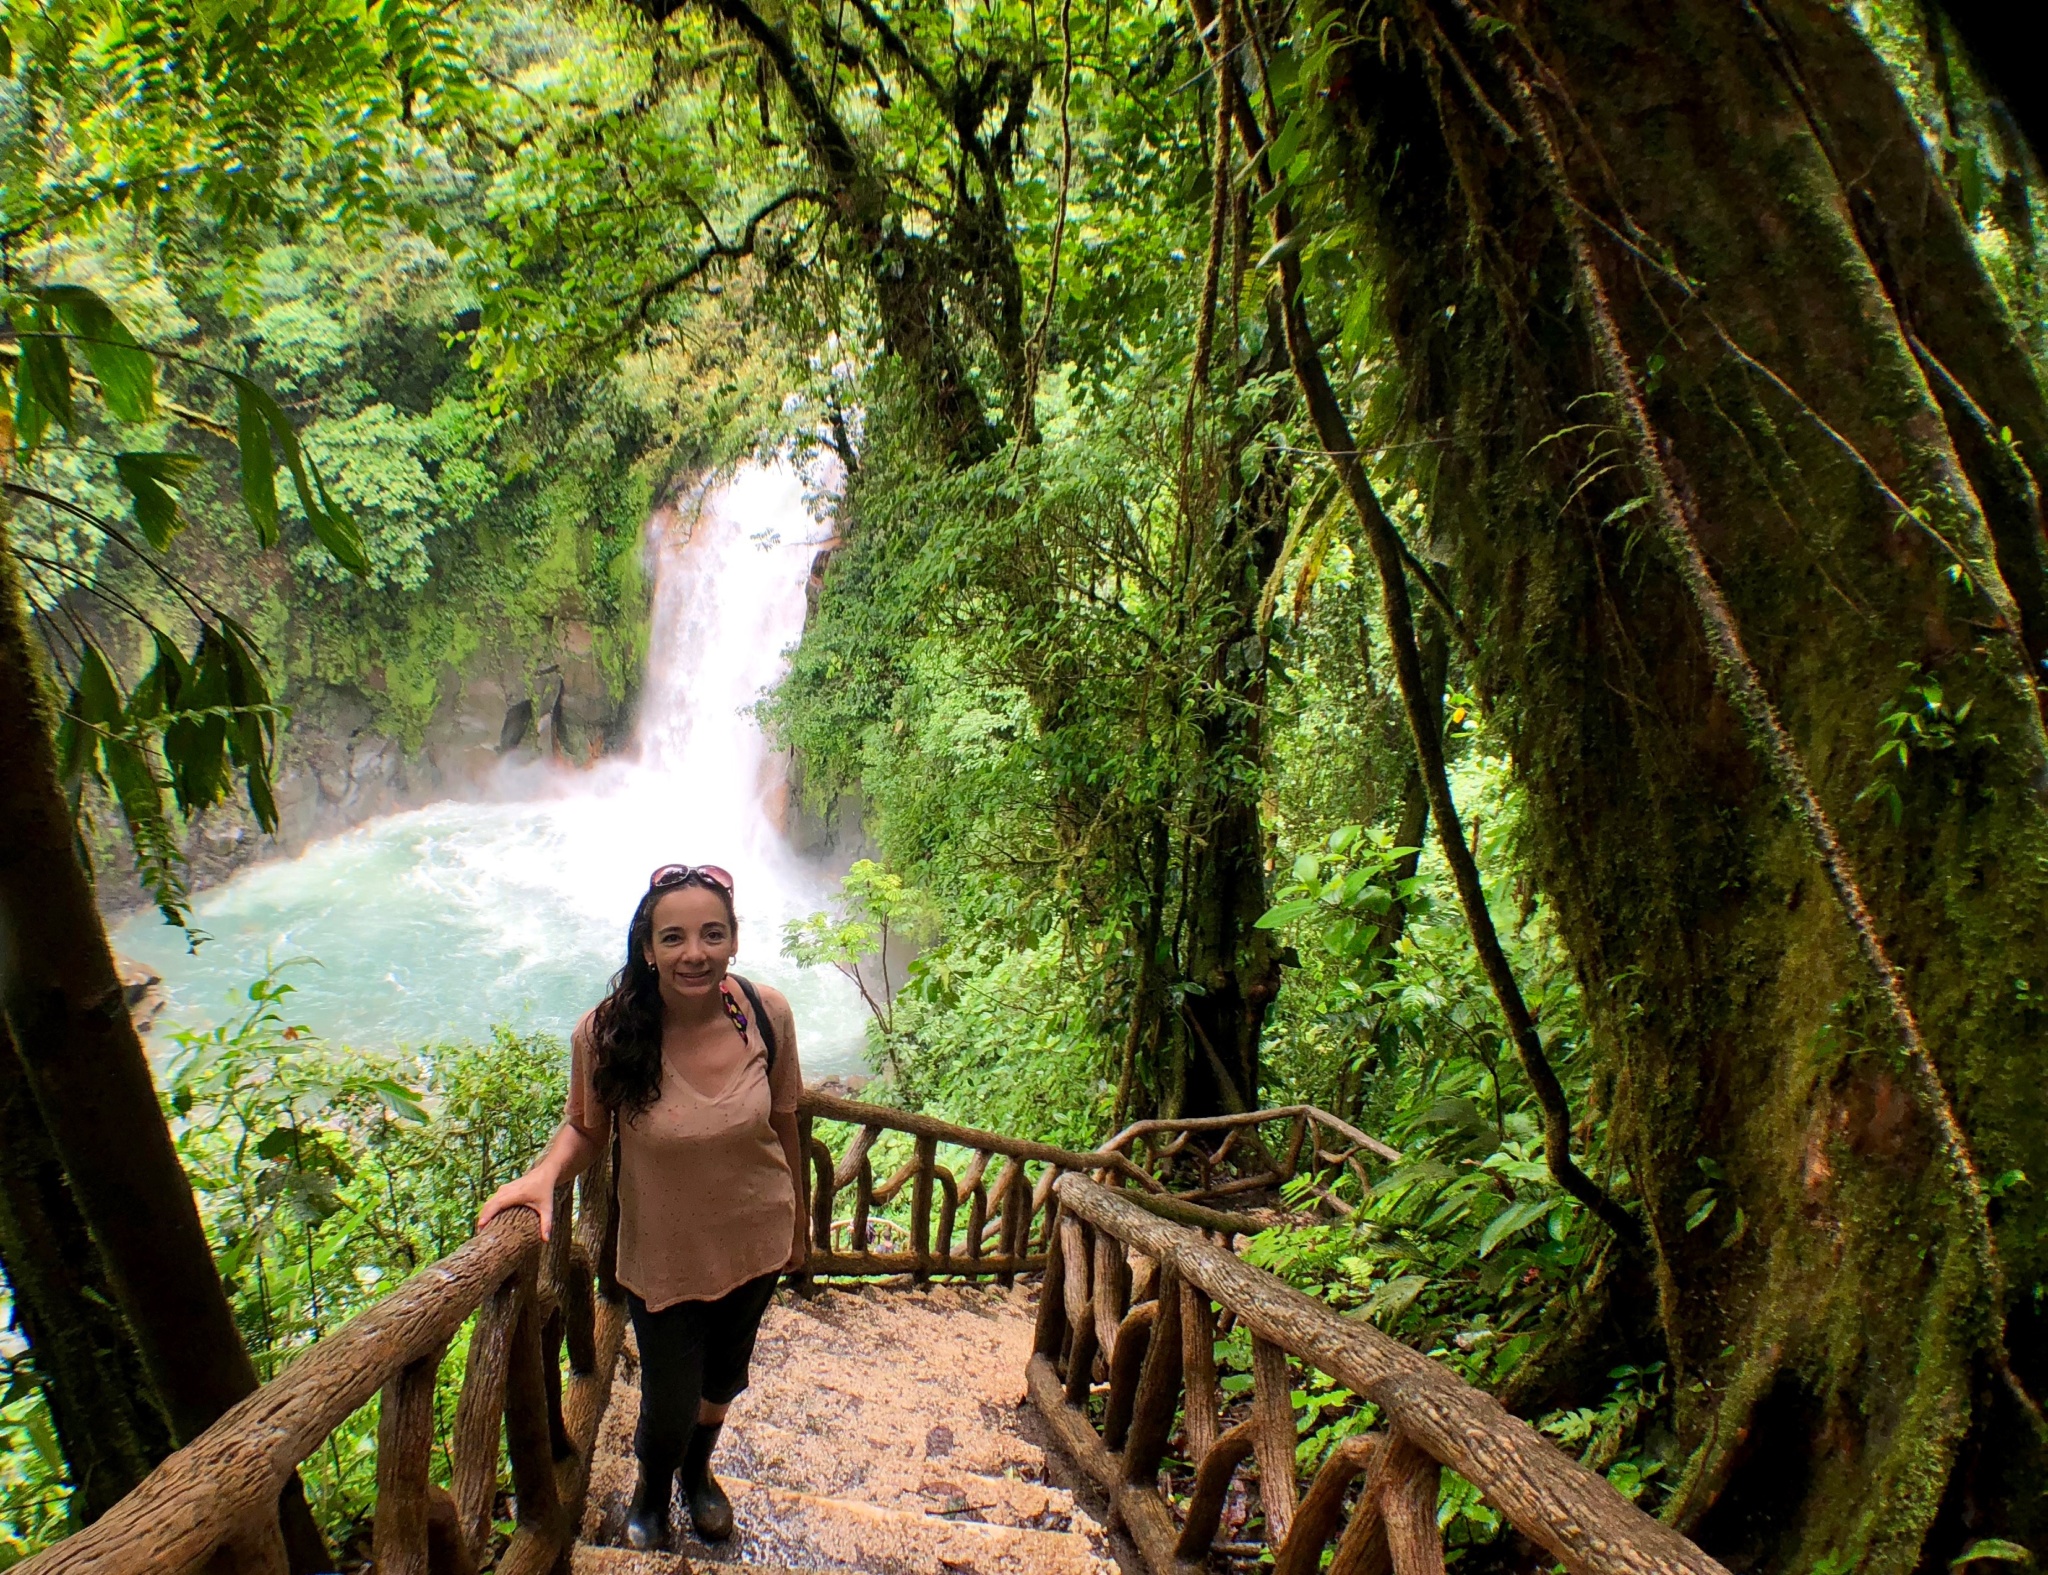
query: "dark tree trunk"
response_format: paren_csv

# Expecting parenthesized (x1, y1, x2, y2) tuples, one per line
(0, 1018, 174, 1520)
(1175, 367, 1295, 1117)
(1316, 0, 2048, 1566)
(0, 541, 330, 1568)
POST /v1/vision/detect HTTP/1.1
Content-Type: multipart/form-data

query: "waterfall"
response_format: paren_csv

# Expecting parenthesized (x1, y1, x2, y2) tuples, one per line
(114, 461, 870, 1072)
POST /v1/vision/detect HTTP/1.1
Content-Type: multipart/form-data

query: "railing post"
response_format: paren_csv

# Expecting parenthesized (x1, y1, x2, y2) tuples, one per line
(373, 1344, 447, 1575)
(1173, 1416, 1258, 1561)
(796, 1114, 816, 1286)
(452, 1271, 522, 1561)
(1381, 1439, 1445, 1575)
(964, 1150, 991, 1267)
(808, 1135, 834, 1270)
(991, 1157, 1023, 1286)
(851, 1138, 877, 1253)
(504, 1272, 565, 1539)
(1101, 1301, 1156, 1452)
(1061, 1218, 1098, 1407)
(934, 1164, 960, 1272)
(911, 1134, 937, 1284)
(563, 1247, 596, 1376)
(1033, 1196, 1068, 1357)
(1181, 1279, 1220, 1463)
(1274, 1433, 1381, 1575)
(1121, 1264, 1183, 1484)
(1092, 1228, 1129, 1360)
(1251, 1336, 1299, 1545)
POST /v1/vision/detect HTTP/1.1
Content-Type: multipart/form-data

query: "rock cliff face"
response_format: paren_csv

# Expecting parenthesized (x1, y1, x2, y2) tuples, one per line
(99, 627, 637, 915)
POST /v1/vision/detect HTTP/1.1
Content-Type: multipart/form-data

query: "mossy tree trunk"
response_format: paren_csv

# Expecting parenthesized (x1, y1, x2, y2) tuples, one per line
(1316, 0, 2048, 1566)
(0, 1018, 175, 1520)
(0, 541, 330, 1567)
(1173, 426, 1292, 1117)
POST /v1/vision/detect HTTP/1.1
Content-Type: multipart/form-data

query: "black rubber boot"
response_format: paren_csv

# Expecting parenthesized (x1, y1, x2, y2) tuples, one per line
(681, 1420, 734, 1541)
(624, 1458, 675, 1551)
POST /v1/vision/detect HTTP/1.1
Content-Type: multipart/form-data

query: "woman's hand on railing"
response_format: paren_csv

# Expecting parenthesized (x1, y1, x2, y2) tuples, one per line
(479, 1166, 562, 1240)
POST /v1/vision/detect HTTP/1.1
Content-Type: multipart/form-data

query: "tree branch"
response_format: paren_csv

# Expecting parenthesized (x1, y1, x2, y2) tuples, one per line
(629, 188, 828, 319)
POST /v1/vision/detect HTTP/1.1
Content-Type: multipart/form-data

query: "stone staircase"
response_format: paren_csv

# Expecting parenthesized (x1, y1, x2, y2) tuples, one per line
(573, 1283, 1118, 1575)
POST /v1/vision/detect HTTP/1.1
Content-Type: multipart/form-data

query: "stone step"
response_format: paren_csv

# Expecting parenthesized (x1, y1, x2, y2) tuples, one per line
(583, 1473, 1112, 1575)
(572, 1544, 827, 1575)
(581, 1284, 1116, 1575)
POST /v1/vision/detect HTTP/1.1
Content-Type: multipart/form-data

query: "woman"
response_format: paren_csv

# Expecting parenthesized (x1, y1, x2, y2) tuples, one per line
(479, 863, 806, 1550)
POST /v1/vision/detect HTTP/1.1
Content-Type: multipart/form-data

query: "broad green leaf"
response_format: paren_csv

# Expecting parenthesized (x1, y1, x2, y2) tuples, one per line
(1256, 232, 1302, 270)
(1952, 1543, 2032, 1569)
(216, 616, 281, 831)
(162, 630, 230, 814)
(73, 642, 188, 921)
(1256, 898, 1318, 929)
(113, 451, 203, 549)
(1269, 110, 1305, 178)
(13, 353, 49, 455)
(1477, 1198, 1558, 1258)
(15, 309, 73, 432)
(372, 1079, 430, 1123)
(256, 1127, 298, 1161)
(126, 630, 191, 722)
(230, 372, 371, 574)
(1363, 1273, 1429, 1322)
(44, 285, 155, 422)
(235, 381, 280, 546)
(307, 464, 371, 577)
(59, 641, 126, 789)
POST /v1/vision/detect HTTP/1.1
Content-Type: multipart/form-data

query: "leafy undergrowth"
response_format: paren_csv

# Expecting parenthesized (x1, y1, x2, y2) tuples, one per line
(0, 967, 564, 1565)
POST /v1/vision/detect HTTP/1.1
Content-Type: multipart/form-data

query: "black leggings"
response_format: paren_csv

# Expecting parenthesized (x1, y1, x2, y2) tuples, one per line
(626, 1272, 781, 1470)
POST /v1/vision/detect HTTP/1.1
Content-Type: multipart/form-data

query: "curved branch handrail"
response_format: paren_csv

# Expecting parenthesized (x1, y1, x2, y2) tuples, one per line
(1036, 1175, 1726, 1575)
(801, 1089, 1164, 1189)
(17, 1164, 628, 1575)
(1097, 1103, 1403, 1165)
(793, 1094, 1404, 1281)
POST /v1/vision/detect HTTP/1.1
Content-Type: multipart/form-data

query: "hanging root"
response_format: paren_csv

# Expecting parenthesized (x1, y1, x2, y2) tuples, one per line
(1180, 0, 1237, 469)
(1014, 0, 1075, 457)
(1196, 0, 1642, 1250)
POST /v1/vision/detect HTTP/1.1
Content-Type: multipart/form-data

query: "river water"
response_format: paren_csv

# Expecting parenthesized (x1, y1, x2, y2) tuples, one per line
(113, 463, 874, 1075)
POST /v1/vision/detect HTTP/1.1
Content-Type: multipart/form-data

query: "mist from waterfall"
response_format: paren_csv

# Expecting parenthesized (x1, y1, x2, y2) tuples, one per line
(114, 462, 873, 1074)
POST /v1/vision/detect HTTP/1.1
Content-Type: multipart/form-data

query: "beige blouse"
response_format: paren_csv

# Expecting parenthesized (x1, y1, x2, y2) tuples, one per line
(567, 979, 803, 1309)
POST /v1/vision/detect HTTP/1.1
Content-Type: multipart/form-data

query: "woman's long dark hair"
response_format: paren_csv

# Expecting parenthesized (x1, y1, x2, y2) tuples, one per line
(589, 872, 738, 1116)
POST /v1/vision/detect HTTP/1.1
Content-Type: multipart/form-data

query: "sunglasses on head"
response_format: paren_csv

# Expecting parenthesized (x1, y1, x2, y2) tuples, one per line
(648, 863, 735, 894)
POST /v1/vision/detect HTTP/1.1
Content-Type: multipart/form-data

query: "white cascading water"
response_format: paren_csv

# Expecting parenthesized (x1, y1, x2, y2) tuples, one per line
(113, 461, 871, 1073)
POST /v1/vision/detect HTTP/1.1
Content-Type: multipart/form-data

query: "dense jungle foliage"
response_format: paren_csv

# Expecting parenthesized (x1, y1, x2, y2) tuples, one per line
(2, 0, 2046, 1570)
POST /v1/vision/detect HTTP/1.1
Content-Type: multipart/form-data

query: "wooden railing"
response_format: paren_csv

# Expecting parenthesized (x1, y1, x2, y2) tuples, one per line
(16, 1156, 628, 1575)
(794, 1093, 1400, 1283)
(16, 1094, 1719, 1575)
(1097, 1104, 1403, 1215)
(797, 1089, 1163, 1282)
(1032, 1175, 1728, 1575)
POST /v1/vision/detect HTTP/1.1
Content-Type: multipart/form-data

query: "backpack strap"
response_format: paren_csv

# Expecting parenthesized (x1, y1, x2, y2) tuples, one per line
(730, 973, 778, 1078)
